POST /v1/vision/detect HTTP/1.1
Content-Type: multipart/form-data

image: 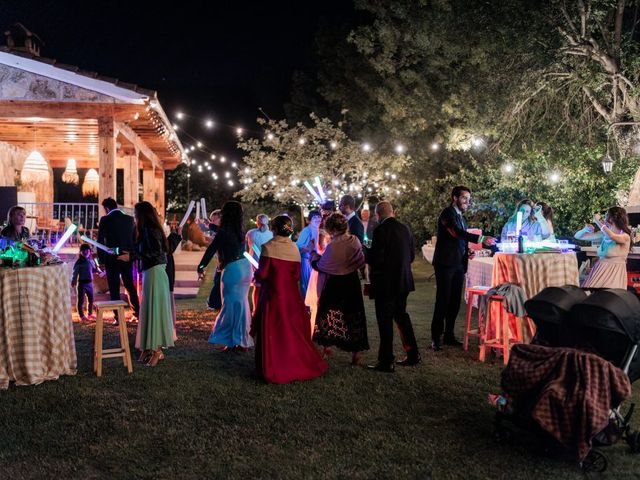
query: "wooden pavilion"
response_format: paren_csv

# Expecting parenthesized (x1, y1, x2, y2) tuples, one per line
(0, 26, 185, 223)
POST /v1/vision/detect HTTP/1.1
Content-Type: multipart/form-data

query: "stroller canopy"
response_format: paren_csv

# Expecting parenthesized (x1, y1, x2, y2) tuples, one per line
(570, 289, 640, 343)
(525, 285, 587, 326)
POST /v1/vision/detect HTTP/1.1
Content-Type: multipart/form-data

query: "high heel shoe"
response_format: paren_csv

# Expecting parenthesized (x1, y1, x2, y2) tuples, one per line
(138, 350, 152, 363)
(145, 350, 165, 367)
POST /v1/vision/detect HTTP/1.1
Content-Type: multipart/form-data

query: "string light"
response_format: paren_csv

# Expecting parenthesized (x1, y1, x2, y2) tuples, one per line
(236, 127, 243, 135)
(503, 163, 514, 173)
(549, 172, 561, 183)
(205, 119, 214, 128)
(267, 133, 275, 140)
(176, 112, 184, 119)
(362, 143, 372, 152)
(431, 143, 439, 151)
(298, 137, 306, 145)
(395, 144, 406, 154)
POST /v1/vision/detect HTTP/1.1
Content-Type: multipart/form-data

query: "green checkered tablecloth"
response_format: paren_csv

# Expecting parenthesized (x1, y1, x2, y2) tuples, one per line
(0, 263, 77, 389)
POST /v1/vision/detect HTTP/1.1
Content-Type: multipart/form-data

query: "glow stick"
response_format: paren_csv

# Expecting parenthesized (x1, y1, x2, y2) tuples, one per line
(314, 176, 326, 201)
(252, 244, 261, 258)
(80, 235, 115, 255)
(195, 202, 201, 220)
(243, 251, 259, 269)
(303, 181, 322, 203)
(52, 224, 77, 253)
(200, 198, 207, 219)
(179, 200, 196, 228)
(515, 211, 523, 236)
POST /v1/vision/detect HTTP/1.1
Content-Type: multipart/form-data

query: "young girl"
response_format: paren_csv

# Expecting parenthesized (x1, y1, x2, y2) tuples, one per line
(71, 244, 104, 323)
(574, 206, 631, 289)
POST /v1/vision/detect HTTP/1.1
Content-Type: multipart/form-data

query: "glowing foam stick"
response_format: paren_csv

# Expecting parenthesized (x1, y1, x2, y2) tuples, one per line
(243, 251, 259, 269)
(252, 243, 261, 258)
(195, 202, 201, 220)
(314, 176, 326, 201)
(515, 211, 523, 236)
(52, 224, 77, 254)
(80, 235, 115, 255)
(303, 181, 322, 203)
(179, 200, 196, 228)
(200, 198, 207, 219)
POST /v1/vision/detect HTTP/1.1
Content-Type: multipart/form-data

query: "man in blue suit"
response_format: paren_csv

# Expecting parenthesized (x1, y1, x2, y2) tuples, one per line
(431, 186, 496, 350)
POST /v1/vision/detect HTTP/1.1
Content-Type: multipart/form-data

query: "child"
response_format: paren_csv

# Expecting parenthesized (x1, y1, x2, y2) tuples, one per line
(71, 244, 104, 323)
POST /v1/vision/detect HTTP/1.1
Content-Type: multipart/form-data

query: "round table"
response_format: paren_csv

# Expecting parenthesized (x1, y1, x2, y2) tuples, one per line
(0, 263, 77, 389)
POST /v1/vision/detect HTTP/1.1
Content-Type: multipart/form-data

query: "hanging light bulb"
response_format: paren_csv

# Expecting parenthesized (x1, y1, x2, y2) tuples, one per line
(82, 169, 100, 197)
(62, 158, 79, 184)
(21, 150, 50, 187)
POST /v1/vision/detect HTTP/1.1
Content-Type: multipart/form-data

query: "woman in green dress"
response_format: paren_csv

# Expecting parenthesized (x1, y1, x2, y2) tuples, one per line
(119, 201, 174, 366)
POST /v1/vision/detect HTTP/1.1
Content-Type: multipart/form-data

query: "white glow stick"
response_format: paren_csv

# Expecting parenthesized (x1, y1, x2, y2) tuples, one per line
(200, 198, 207, 219)
(195, 202, 201, 221)
(303, 181, 322, 203)
(252, 244, 261, 258)
(80, 235, 115, 254)
(243, 251, 259, 269)
(52, 224, 77, 253)
(515, 211, 523, 236)
(179, 200, 196, 228)
(314, 176, 326, 201)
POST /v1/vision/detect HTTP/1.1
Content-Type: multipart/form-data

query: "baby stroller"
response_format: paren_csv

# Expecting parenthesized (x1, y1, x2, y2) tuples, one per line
(492, 286, 640, 472)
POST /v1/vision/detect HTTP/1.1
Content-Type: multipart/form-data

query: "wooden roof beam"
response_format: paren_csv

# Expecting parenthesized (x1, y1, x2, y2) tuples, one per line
(115, 121, 160, 170)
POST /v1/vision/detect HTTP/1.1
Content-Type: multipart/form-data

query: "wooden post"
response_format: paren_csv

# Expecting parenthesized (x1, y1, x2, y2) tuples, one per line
(98, 117, 116, 214)
(123, 152, 139, 208)
(143, 168, 155, 205)
(155, 168, 165, 220)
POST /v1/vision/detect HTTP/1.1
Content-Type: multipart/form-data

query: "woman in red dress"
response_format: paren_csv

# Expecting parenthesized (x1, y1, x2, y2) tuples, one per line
(252, 215, 328, 384)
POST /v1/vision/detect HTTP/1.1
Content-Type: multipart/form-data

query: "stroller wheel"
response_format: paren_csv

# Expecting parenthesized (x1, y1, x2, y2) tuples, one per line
(626, 430, 640, 454)
(581, 450, 608, 473)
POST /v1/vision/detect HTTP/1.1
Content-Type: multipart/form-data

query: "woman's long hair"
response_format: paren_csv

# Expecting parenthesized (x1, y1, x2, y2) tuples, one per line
(134, 201, 169, 252)
(220, 201, 244, 243)
(536, 202, 553, 222)
(510, 199, 536, 223)
(607, 206, 631, 236)
(6, 205, 25, 236)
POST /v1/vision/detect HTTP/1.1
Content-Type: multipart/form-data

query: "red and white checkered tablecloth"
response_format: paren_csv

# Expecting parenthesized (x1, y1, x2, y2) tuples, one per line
(0, 263, 77, 389)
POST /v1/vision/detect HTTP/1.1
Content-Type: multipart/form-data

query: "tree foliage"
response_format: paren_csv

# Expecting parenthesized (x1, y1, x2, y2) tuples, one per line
(236, 114, 414, 209)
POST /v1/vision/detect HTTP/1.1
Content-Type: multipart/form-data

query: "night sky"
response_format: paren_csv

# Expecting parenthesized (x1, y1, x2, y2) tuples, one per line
(0, 0, 353, 163)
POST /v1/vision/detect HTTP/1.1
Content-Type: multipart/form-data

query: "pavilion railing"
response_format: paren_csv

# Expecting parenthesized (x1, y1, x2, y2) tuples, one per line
(19, 202, 133, 245)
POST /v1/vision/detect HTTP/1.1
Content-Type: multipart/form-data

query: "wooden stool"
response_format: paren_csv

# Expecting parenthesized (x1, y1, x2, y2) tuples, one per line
(479, 295, 520, 365)
(93, 300, 133, 377)
(463, 286, 491, 351)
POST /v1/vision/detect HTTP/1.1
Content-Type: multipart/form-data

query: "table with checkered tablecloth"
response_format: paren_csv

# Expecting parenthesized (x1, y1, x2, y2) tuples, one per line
(491, 252, 579, 299)
(0, 263, 77, 389)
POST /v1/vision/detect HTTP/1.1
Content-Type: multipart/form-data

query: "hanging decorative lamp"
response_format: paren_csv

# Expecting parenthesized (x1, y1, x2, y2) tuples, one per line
(82, 168, 99, 197)
(62, 158, 79, 184)
(20, 150, 50, 187)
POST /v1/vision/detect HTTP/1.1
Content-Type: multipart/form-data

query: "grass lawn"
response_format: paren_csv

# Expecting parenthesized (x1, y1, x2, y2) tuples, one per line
(1, 260, 639, 479)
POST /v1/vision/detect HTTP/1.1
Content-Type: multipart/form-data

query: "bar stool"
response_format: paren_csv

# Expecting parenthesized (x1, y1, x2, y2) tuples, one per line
(479, 295, 520, 365)
(463, 286, 491, 351)
(93, 300, 133, 377)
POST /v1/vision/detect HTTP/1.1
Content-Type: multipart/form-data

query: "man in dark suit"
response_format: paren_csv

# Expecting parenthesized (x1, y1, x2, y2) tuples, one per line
(97, 197, 140, 324)
(365, 201, 420, 372)
(431, 186, 496, 350)
(339, 194, 365, 245)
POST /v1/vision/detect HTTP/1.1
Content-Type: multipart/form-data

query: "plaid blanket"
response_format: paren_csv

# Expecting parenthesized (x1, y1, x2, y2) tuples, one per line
(501, 344, 631, 461)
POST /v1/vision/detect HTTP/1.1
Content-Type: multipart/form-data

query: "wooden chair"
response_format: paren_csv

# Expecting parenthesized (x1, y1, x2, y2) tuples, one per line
(463, 286, 491, 351)
(93, 300, 133, 377)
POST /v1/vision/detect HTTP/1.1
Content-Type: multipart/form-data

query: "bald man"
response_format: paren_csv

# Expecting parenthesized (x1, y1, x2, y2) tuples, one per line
(364, 201, 420, 372)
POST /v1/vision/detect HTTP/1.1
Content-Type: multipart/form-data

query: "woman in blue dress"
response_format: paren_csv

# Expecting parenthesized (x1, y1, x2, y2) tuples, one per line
(296, 210, 321, 296)
(198, 201, 253, 351)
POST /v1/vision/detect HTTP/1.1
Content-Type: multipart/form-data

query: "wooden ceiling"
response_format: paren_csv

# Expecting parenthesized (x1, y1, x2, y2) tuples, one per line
(0, 102, 183, 170)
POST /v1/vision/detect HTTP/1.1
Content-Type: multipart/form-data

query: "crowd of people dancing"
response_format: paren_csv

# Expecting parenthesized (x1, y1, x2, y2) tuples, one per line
(2, 183, 633, 382)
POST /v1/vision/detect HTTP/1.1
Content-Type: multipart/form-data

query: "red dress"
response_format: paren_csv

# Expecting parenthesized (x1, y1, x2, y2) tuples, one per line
(253, 237, 328, 384)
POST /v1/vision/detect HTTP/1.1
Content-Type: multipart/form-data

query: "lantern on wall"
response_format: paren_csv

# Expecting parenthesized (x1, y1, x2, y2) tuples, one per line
(82, 168, 99, 197)
(62, 158, 79, 184)
(20, 150, 50, 187)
